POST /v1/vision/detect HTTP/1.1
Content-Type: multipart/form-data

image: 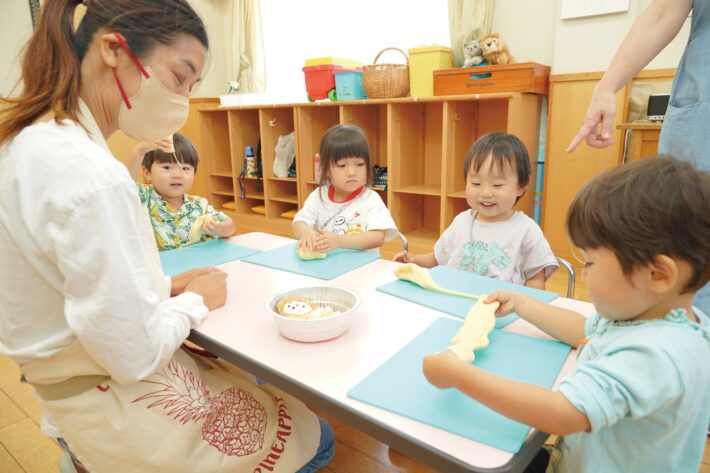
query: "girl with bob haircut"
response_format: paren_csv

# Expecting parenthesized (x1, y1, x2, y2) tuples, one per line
(293, 124, 398, 255)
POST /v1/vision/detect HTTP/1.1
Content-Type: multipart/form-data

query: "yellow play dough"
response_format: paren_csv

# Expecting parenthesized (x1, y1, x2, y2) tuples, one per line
(393, 263, 484, 301)
(297, 247, 327, 260)
(188, 215, 213, 244)
(447, 298, 499, 363)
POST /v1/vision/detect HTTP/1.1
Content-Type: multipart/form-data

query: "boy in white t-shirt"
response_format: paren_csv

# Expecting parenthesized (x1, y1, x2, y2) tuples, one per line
(293, 125, 397, 255)
(394, 132, 557, 289)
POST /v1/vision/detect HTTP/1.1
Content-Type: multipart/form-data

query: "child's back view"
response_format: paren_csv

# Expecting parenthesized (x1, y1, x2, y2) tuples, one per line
(395, 132, 557, 289)
(137, 133, 235, 251)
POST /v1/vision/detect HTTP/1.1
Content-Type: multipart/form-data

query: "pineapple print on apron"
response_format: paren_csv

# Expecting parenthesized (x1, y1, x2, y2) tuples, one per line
(21, 210, 319, 473)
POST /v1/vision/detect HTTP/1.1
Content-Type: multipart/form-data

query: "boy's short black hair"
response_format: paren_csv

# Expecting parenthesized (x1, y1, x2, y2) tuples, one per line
(463, 132, 531, 202)
(567, 156, 710, 292)
(142, 133, 199, 173)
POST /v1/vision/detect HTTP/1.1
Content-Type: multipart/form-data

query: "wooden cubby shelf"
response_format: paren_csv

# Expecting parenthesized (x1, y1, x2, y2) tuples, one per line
(395, 184, 441, 196)
(198, 93, 544, 242)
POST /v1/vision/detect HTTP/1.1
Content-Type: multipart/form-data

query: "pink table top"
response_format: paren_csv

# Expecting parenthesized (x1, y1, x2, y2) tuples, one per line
(190, 233, 595, 471)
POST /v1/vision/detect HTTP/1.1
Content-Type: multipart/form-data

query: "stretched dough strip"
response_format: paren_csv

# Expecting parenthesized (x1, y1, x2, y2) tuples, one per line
(447, 298, 499, 363)
(394, 263, 485, 301)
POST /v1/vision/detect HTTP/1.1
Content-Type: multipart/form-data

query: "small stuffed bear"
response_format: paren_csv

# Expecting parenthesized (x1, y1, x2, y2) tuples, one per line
(462, 40, 483, 67)
(480, 33, 514, 65)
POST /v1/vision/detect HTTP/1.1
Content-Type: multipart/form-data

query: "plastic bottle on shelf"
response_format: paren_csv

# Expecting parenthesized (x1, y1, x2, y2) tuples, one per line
(314, 152, 322, 183)
(239, 145, 255, 200)
(245, 146, 256, 177)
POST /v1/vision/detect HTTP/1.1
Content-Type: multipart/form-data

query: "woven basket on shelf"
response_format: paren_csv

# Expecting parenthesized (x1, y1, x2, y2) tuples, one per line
(363, 47, 410, 99)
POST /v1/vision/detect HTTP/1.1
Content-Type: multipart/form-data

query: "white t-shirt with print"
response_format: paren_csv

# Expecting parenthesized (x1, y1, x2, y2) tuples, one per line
(434, 210, 558, 285)
(293, 186, 398, 254)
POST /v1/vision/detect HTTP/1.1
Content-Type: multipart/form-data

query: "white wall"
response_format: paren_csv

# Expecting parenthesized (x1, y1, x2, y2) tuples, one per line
(0, 2, 34, 97)
(552, 0, 691, 74)
(0, 1, 693, 99)
(260, 0, 450, 102)
(491, 0, 559, 67)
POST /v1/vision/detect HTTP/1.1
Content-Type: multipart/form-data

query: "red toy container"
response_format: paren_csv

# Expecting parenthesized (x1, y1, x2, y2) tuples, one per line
(302, 64, 362, 101)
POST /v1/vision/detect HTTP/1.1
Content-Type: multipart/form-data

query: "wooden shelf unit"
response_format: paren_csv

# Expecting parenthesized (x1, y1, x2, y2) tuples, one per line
(617, 122, 662, 163)
(198, 93, 544, 243)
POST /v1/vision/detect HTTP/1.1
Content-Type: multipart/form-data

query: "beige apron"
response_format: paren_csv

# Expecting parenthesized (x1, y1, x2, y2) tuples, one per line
(21, 211, 319, 473)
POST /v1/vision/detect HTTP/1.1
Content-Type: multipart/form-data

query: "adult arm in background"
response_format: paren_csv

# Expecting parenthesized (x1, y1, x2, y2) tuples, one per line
(566, 0, 693, 152)
(124, 137, 174, 180)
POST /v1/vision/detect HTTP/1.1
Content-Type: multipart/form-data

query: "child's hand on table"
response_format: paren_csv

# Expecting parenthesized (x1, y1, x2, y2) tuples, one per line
(422, 350, 463, 389)
(315, 230, 342, 252)
(297, 230, 319, 251)
(392, 250, 415, 264)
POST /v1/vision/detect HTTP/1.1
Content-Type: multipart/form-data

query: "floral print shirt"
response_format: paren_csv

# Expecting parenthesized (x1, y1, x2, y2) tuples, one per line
(137, 184, 227, 251)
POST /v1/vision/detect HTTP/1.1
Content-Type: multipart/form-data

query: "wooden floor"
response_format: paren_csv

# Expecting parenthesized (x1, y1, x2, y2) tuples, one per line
(1, 271, 708, 472)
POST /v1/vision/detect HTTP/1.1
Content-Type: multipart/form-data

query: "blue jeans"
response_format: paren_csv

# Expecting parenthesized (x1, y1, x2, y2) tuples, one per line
(58, 416, 335, 472)
(296, 416, 335, 473)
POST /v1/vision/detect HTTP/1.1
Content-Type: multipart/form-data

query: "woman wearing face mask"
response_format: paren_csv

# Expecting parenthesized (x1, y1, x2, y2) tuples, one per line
(0, 1, 333, 472)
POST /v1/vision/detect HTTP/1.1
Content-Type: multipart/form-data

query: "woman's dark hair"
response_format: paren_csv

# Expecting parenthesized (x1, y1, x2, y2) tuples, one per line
(567, 155, 710, 292)
(0, 0, 208, 145)
(463, 132, 531, 203)
(318, 124, 373, 186)
(143, 132, 199, 172)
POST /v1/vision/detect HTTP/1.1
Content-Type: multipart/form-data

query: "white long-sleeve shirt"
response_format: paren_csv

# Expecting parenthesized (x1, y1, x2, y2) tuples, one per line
(0, 106, 207, 392)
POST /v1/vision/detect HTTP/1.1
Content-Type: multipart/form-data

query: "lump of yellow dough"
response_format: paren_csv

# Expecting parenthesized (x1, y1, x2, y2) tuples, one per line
(188, 215, 213, 244)
(297, 247, 327, 260)
(394, 263, 483, 301)
(447, 298, 499, 363)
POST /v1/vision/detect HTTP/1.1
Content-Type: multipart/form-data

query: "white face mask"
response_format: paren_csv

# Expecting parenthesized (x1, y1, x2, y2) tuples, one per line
(112, 33, 189, 142)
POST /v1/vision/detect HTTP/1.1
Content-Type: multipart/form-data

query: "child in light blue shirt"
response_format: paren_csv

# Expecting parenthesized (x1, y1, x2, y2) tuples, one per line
(422, 156, 710, 473)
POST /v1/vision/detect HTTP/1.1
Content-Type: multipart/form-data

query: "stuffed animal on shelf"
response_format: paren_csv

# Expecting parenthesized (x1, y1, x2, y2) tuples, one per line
(480, 33, 514, 65)
(462, 40, 483, 67)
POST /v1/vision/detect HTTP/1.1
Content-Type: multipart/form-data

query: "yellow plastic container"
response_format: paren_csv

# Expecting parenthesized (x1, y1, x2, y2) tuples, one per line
(407, 45, 454, 97)
(304, 57, 363, 69)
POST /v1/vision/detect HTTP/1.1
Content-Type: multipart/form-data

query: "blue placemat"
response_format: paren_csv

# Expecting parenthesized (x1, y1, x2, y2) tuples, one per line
(376, 265, 559, 328)
(348, 317, 571, 453)
(241, 242, 380, 280)
(159, 239, 261, 276)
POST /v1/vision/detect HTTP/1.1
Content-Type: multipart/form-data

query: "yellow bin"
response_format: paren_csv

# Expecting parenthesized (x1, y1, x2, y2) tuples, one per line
(407, 45, 454, 97)
(304, 57, 363, 69)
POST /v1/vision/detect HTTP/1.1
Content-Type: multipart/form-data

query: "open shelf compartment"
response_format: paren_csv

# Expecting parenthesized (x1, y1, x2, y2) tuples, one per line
(228, 109, 261, 179)
(444, 98, 511, 197)
(260, 107, 296, 180)
(389, 102, 444, 196)
(391, 193, 441, 252)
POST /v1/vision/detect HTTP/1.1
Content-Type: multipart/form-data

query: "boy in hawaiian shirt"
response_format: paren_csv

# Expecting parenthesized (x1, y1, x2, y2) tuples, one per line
(136, 133, 235, 251)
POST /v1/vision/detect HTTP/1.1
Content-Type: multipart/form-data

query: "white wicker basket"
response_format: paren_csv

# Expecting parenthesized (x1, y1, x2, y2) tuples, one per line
(264, 286, 360, 342)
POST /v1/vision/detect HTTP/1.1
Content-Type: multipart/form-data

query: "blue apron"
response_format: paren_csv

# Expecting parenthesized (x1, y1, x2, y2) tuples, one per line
(657, 0, 710, 317)
(658, 0, 710, 173)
